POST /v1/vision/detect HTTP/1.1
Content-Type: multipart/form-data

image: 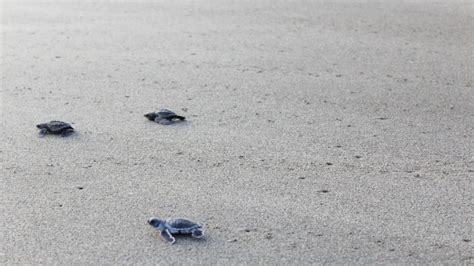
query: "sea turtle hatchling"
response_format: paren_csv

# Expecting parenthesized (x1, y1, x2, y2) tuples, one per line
(36, 120, 74, 137)
(148, 217, 204, 244)
(144, 109, 186, 125)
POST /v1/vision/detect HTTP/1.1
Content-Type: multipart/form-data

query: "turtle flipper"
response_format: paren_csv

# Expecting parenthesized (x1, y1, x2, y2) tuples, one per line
(155, 117, 172, 125)
(191, 228, 204, 238)
(171, 115, 186, 121)
(38, 128, 48, 137)
(61, 129, 74, 137)
(161, 229, 176, 244)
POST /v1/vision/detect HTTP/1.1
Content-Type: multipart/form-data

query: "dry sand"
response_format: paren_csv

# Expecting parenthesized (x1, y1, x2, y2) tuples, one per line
(1, 0, 473, 264)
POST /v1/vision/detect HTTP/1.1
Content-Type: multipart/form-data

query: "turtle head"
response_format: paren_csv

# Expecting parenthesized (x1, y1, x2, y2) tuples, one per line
(148, 217, 164, 228)
(36, 123, 46, 129)
(144, 113, 157, 121)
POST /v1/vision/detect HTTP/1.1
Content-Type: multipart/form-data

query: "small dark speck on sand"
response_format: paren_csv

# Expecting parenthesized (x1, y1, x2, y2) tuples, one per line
(462, 239, 471, 242)
(326, 162, 333, 166)
(378, 117, 388, 120)
(318, 189, 329, 193)
(336, 74, 342, 77)
(77, 186, 84, 190)
(298, 177, 306, 180)
(354, 155, 362, 159)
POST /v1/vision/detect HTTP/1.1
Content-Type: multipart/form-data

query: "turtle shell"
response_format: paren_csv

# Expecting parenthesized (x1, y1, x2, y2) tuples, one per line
(36, 120, 74, 134)
(45, 121, 73, 133)
(166, 218, 200, 230)
(157, 109, 178, 119)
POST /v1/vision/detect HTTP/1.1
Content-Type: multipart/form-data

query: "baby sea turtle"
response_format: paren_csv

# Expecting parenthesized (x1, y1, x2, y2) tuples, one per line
(36, 120, 74, 137)
(148, 217, 204, 244)
(144, 109, 185, 125)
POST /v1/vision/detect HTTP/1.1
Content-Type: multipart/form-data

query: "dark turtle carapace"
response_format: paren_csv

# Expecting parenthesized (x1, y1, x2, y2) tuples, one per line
(145, 109, 186, 125)
(148, 217, 204, 244)
(36, 120, 74, 137)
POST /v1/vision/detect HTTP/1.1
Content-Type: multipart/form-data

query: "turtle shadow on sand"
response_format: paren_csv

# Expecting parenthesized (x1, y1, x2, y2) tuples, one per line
(171, 234, 207, 244)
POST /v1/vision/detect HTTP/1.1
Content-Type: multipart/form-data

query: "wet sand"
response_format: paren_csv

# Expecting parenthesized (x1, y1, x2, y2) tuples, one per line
(1, 1, 473, 264)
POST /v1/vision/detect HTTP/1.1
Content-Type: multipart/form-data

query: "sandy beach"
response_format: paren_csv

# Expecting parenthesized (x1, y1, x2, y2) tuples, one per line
(1, 0, 473, 264)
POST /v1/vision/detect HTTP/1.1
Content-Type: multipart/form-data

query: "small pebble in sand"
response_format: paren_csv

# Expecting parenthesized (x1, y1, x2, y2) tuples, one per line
(326, 162, 333, 166)
(318, 189, 329, 193)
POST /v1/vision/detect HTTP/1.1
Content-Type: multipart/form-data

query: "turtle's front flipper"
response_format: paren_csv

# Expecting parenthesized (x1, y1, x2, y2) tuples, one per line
(191, 228, 204, 238)
(155, 117, 172, 125)
(160, 229, 176, 244)
(38, 128, 48, 138)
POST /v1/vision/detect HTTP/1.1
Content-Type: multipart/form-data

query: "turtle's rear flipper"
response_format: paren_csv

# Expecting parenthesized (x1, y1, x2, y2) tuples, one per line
(161, 229, 176, 244)
(155, 118, 173, 125)
(61, 129, 75, 137)
(191, 228, 204, 238)
(38, 128, 48, 138)
(171, 115, 186, 121)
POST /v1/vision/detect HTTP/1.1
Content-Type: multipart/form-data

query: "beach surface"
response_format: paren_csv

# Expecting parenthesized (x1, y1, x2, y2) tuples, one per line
(1, 1, 473, 264)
